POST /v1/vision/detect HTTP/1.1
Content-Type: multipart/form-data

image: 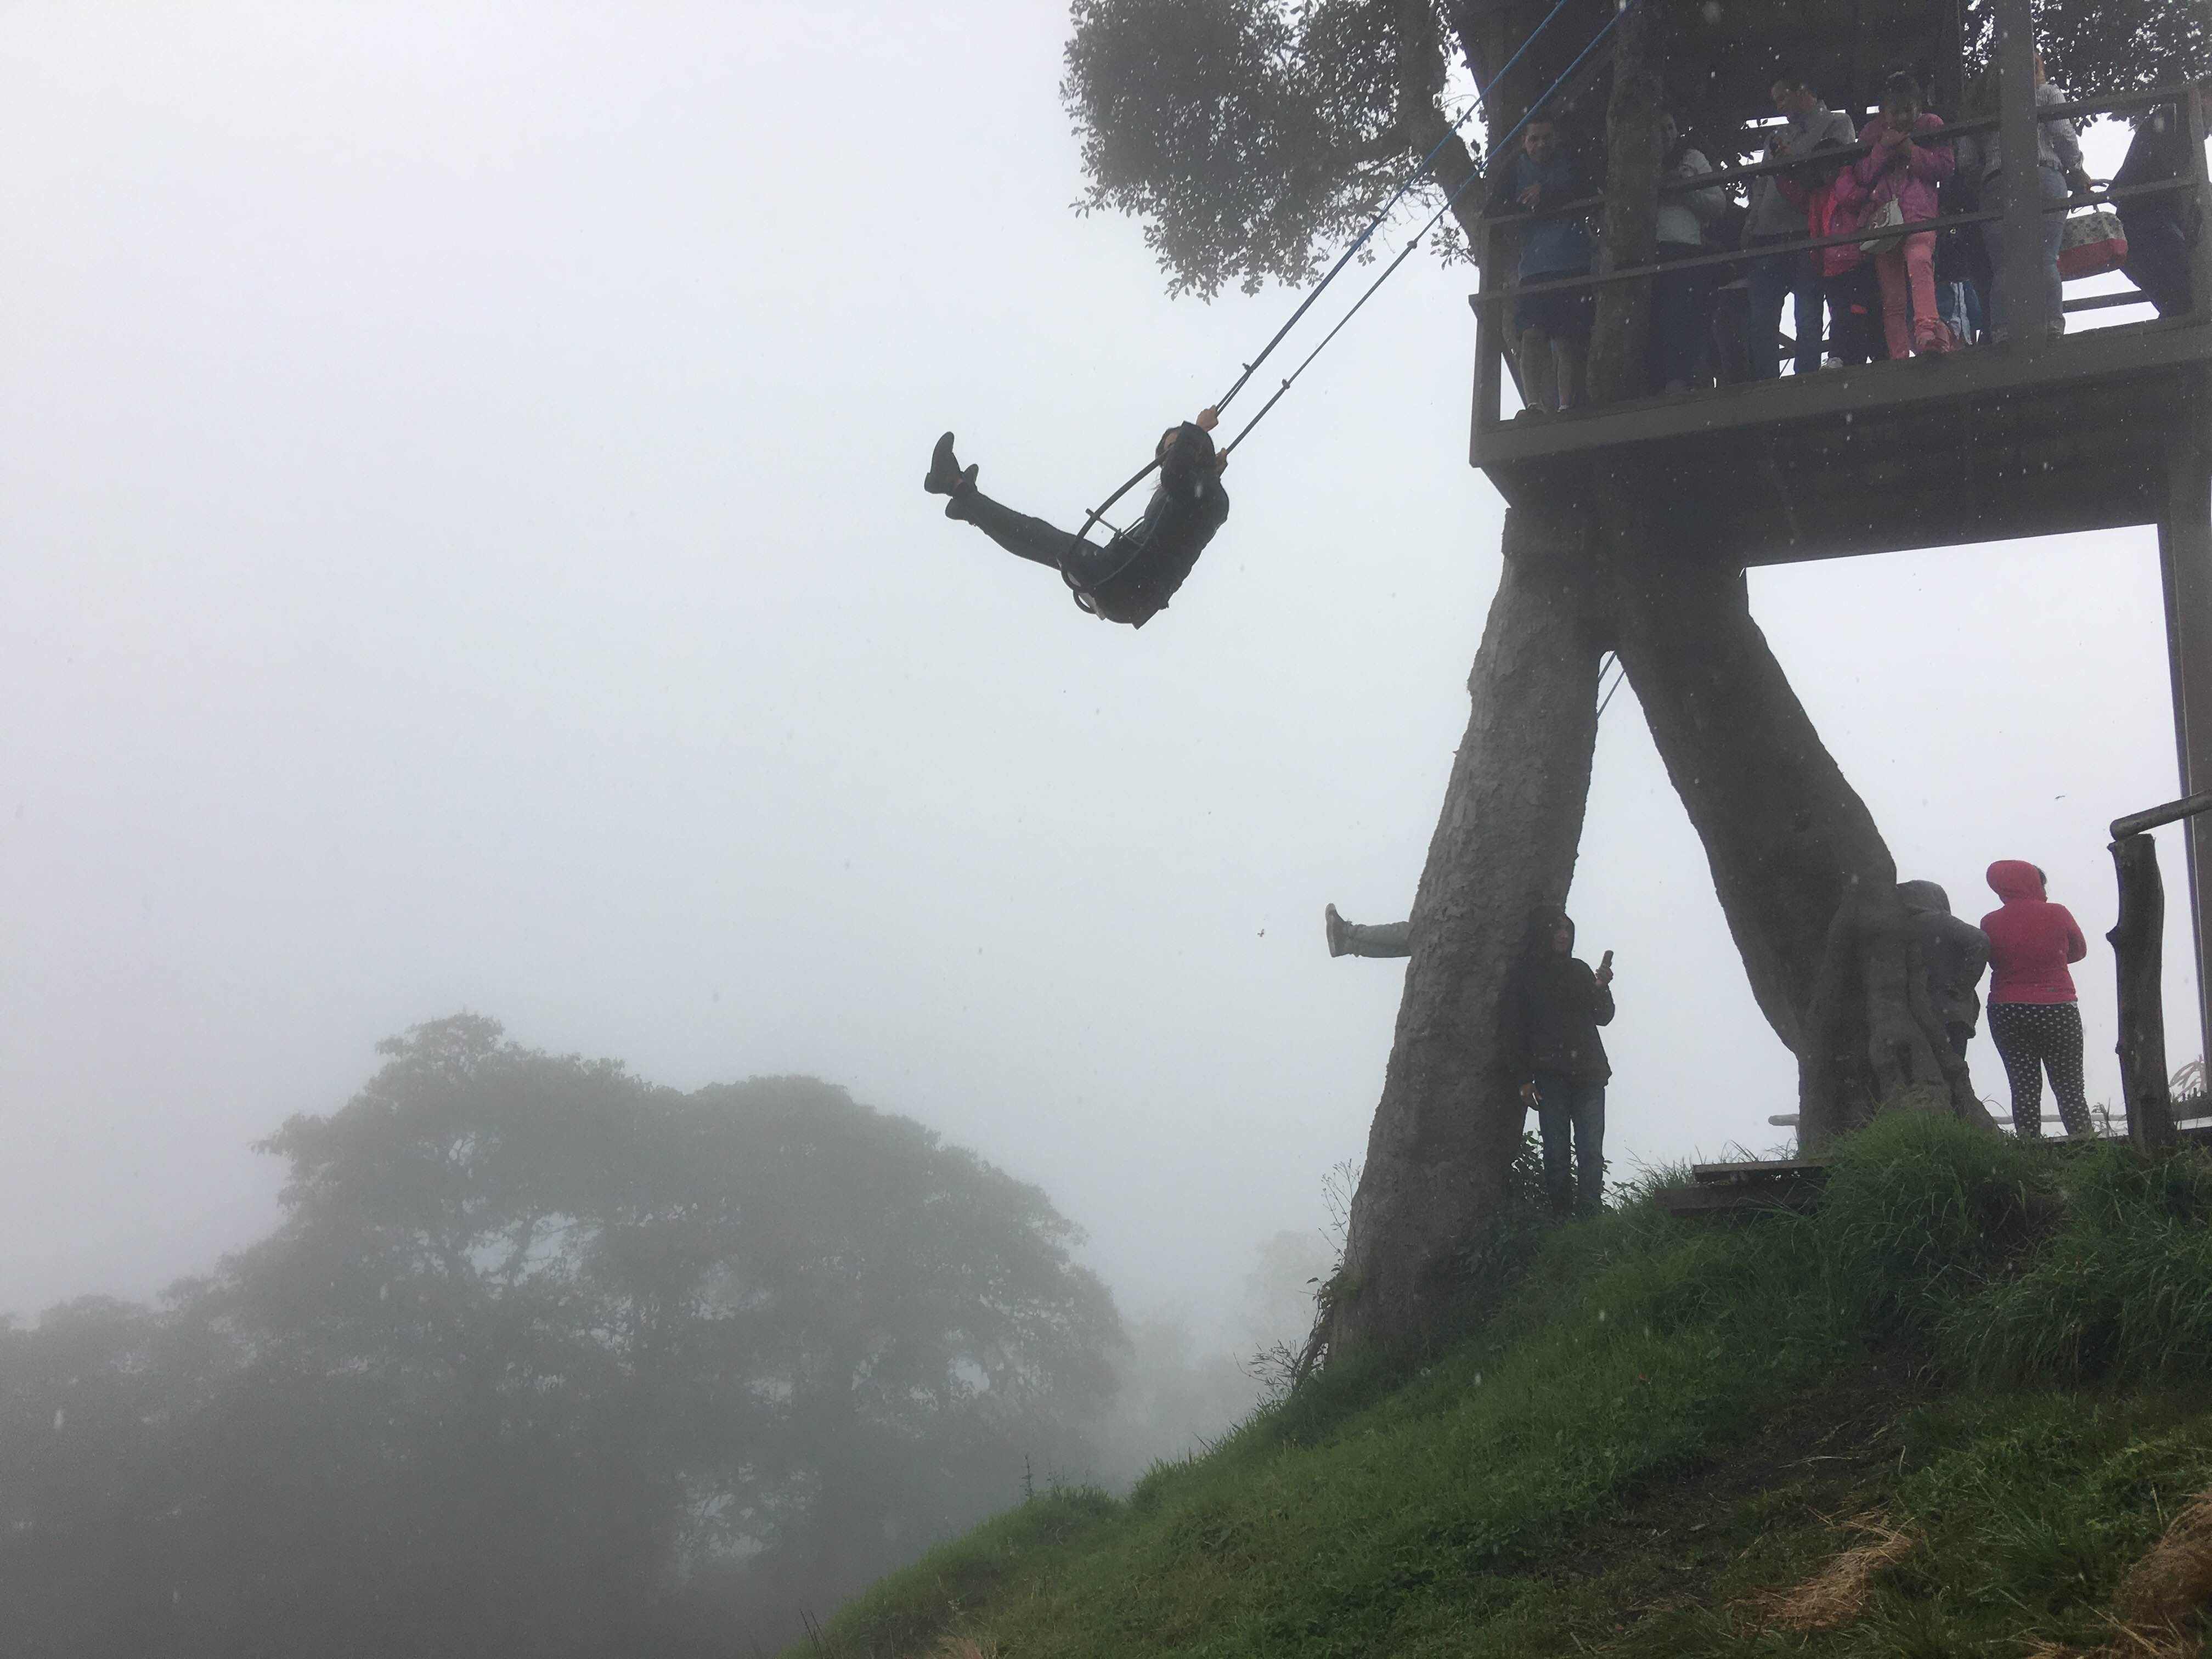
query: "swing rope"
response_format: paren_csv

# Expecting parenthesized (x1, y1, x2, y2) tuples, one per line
(1220, 0, 1637, 460)
(1064, 0, 1597, 568)
(1210, 0, 1583, 421)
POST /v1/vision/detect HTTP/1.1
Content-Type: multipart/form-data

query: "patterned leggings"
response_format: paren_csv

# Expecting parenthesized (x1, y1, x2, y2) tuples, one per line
(1987, 1001, 2094, 1138)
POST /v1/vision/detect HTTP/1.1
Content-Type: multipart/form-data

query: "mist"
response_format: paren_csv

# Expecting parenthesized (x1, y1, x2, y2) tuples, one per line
(2, 2, 2203, 1650)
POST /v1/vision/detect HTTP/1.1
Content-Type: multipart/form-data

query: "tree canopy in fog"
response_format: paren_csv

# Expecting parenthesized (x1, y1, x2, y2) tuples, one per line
(1063, 0, 2209, 297)
(0, 1017, 1122, 1655)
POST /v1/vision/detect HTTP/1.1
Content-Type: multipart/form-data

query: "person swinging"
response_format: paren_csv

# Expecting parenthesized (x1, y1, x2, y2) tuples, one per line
(922, 411, 1230, 628)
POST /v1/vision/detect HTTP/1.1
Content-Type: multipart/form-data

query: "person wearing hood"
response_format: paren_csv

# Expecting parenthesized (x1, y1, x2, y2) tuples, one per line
(1504, 907, 1616, 1218)
(1897, 881, 1990, 1058)
(922, 415, 1229, 629)
(1980, 860, 2094, 1137)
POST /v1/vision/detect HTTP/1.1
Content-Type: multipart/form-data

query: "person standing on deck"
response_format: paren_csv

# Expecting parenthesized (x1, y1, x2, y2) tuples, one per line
(1742, 74, 1858, 377)
(1486, 116, 1597, 413)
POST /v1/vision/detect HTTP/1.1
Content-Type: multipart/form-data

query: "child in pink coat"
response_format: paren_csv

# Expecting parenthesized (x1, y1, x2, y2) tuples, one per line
(1778, 140, 1879, 364)
(1852, 71, 1956, 358)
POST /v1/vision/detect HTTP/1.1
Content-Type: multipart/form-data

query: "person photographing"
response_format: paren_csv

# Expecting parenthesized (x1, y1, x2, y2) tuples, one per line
(1505, 909, 1617, 1219)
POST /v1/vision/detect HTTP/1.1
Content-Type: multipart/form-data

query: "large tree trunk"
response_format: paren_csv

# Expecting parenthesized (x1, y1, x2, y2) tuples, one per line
(1329, 503, 1606, 1352)
(1607, 544, 1984, 1146)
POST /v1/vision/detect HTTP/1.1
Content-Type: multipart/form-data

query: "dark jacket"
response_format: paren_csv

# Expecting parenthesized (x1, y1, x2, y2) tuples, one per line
(1505, 911, 1614, 1084)
(2115, 102, 2207, 244)
(1486, 151, 1596, 278)
(1898, 880, 1990, 1033)
(1087, 460, 1230, 628)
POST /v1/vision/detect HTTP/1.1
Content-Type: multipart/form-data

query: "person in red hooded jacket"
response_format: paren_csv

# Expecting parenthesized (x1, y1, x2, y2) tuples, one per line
(1979, 860, 2093, 1137)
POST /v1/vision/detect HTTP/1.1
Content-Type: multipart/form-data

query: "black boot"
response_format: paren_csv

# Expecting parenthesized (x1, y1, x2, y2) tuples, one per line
(923, 432, 978, 501)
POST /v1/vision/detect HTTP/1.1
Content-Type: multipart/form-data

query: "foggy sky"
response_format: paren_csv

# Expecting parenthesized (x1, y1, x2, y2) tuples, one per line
(1, 2, 2199, 1340)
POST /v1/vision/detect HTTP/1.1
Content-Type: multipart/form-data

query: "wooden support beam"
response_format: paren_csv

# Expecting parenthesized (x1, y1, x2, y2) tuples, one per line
(1990, 0, 2046, 342)
(2160, 439, 2212, 1070)
(2108, 833, 2177, 1153)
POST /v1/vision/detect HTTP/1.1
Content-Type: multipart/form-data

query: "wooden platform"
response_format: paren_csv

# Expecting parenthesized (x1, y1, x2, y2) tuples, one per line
(1468, 318, 2212, 566)
(1652, 1158, 1829, 1220)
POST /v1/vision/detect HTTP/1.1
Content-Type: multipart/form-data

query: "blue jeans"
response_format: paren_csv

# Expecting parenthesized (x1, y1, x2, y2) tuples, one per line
(1983, 165, 2069, 338)
(1745, 239, 1823, 377)
(1532, 1074, 1606, 1217)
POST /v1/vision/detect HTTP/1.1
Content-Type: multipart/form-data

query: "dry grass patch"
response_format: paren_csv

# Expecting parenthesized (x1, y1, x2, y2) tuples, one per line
(1751, 1510, 1918, 1633)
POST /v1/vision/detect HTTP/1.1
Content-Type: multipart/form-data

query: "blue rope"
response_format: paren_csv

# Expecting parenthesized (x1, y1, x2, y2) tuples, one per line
(1210, 0, 1581, 417)
(1220, 0, 1638, 458)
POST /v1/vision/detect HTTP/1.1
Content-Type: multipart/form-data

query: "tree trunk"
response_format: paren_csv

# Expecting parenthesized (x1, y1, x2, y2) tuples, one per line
(1608, 545, 1983, 1146)
(1329, 503, 1606, 1352)
(1587, 0, 1663, 405)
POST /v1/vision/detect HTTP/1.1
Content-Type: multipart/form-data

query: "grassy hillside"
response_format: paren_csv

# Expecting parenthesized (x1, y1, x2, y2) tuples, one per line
(802, 1116, 2212, 1658)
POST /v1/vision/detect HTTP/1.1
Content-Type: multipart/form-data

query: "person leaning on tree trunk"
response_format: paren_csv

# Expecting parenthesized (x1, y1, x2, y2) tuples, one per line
(1506, 907, 1615, 1220)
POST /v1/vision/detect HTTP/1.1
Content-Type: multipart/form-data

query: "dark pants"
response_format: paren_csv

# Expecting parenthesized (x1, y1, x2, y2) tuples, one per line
(1533, 1073, 1606, 1217)
(1745, 238, 1824, 377)
(1945, 1021, 1973, 1060)
(1649, 244, 1712, 390)
(2121, 216, 2196, 318)
(951, 491, 1124, 586)
(1825, 266, 1881, 365)
(1987, 1001, 2094, 1138)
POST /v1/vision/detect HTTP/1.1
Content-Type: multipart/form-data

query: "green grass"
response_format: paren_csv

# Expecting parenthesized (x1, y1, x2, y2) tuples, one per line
(802, 1118, 2212, 1659)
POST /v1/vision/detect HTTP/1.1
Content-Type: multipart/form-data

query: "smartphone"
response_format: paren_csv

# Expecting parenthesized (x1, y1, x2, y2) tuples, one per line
(1600, 949, 1615, 971)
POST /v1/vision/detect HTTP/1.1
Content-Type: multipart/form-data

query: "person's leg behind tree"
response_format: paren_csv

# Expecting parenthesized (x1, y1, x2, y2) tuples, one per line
(1570, 1080, 1607, 1217)
(1534, 1074, 1576, 1217)
(1323, 907, 1410, 958)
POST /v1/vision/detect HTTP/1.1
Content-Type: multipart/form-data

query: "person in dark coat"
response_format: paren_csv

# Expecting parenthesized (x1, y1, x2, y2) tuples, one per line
(1897, 880, 1990, 1059)
(1504, 907, 1616, 1218)
(2114, 80, 2209, 318)
(923, 417, 1229, 629)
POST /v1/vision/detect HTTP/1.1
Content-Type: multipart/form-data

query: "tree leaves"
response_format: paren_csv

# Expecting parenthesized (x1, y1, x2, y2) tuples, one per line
(0, 1018, 1124, 1654)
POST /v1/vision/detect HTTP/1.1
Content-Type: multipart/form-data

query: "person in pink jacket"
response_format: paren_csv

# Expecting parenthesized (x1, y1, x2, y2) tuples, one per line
(1980, 859, 2094, 1138)
(1778, 140, 1879, 363)
(1852, 71, 1956, 359)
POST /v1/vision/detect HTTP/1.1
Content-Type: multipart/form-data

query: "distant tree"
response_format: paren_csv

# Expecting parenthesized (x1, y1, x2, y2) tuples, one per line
(0, 1018, 1122, 1656)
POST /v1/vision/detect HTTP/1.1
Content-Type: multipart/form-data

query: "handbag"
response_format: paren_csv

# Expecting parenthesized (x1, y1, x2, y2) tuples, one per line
(2057, 207, 2129, 280)
(1858, 196, 1906, 257)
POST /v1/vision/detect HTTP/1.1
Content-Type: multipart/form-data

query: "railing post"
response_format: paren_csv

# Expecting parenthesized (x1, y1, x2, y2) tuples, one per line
(1992, 0, 2047, 342)
(2161, 441, 2212, 1071)
(2108, 833, 2177, 1152)
(1475, 219, 1505, 433)
(2187, 86, 2212, 327)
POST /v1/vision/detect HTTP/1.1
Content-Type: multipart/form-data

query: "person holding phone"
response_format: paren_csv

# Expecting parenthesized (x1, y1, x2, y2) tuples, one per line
(1504, 907, 1617, 1219)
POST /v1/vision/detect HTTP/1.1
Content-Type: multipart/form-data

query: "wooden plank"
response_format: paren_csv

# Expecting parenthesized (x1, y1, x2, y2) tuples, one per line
(1690, 1158, 1828, 1183)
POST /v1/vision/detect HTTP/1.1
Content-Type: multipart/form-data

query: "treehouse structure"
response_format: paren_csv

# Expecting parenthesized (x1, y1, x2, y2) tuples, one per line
(1465, 0, 2212, 1060)
(1328, 0, 2209, 1357)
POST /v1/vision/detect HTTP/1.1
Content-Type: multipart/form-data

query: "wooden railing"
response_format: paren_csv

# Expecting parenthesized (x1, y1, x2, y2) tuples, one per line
(1469, 69, 2211, 431)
